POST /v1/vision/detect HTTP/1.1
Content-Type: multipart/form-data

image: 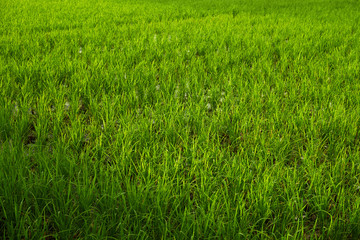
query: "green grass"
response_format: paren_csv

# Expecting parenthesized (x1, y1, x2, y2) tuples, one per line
(1, 0, 360, 238)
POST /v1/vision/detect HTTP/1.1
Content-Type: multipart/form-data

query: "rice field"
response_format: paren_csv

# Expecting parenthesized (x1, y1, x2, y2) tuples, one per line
(1, 0, 360, 238)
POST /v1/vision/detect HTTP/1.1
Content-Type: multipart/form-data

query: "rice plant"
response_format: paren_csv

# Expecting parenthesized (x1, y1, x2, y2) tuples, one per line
(1, 0, 360, 238)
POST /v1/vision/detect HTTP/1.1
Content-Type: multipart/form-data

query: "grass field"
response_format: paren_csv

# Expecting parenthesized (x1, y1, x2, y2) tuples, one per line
(1, 0, 360, 238)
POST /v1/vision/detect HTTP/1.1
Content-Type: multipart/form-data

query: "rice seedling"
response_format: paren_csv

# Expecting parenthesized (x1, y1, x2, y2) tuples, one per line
(1, 0, 360, 238)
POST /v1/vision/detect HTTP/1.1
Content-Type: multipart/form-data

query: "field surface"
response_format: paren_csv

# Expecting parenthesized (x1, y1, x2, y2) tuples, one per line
(1, 0, 360, 239)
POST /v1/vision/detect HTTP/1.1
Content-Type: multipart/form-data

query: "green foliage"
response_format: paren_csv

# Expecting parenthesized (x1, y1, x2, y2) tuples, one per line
(1, 0, 360, 238)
